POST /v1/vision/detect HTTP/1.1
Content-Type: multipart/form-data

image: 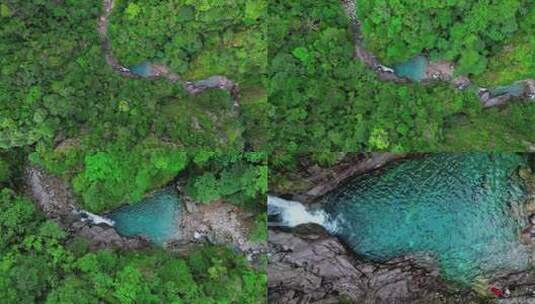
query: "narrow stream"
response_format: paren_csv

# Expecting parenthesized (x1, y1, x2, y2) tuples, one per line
(341, 0, 534, 106)
(269, 154, 532, 285)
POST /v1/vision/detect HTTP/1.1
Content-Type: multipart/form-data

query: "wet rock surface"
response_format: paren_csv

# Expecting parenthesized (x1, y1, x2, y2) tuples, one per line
(489, 271, 535, 301)
(270, 158, 535, 304)
(269, 228, 535, 303)
(294, 153, 407, 203)
(268, 225, 482, 304)
(25, 166, 76, 219)
(25, 166, 265, 257)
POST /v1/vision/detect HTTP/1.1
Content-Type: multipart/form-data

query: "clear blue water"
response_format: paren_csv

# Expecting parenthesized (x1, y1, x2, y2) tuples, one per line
(393, 55, 428, 81)
(321, 154, 529, 285)
(130, 61, 153, 77)
(108, 189, 181, 245)
(490, 83, 525, 97)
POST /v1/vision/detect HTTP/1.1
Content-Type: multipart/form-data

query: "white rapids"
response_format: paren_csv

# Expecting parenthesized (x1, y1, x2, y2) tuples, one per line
(73, 207, 115, 226)
(268, 195, 335, 230)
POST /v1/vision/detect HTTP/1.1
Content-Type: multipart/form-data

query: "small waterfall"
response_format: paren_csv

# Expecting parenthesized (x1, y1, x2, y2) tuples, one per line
(268, 195, 333, 229)
(73, 206, 115, 226)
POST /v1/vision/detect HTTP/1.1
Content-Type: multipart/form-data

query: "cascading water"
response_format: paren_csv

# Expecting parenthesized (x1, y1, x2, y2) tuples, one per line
(75, 208, 115, 226)
(268, 195, 330, 228)
(269, 154, 532, 285)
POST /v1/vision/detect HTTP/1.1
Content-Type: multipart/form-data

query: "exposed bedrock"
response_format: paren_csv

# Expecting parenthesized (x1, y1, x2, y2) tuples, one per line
(268, 225, 482, 304)
(269, 224, 535, 304)
(270, 160, 535, 303)
(272, 153, 410, 204)
(172, 183, 267, 264)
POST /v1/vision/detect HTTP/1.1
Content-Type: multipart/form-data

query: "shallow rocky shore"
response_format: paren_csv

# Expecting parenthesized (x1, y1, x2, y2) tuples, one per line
(269, 157, 535, 304)
(24, 165, 266, 260)
(174, 183, 267, 263)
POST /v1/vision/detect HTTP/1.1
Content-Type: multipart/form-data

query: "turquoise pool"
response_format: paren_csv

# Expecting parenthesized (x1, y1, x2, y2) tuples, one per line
(108, 189, 181, 245)
(320, 154, 530, 285)
(129, 61, 153, 77)
(393, 55, 428, 82)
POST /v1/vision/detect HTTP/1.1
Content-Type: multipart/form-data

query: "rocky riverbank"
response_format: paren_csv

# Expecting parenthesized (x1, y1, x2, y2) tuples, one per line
(24, 165, 266, 260)
(269, 223, 535, 304)
(269, 156, 535, 304)
(271, 153, 411, 204)
(172, 182, 266, 263)
(25, 166, 149, 250)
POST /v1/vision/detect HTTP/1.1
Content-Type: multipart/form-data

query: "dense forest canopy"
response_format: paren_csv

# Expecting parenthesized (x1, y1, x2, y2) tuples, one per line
(0, 1, 267, 302)
(109, 0, 266, 87)
(0, 0, 268, 211)
(0, 189, 266, 304)
(268, 0, 535, 167)
(357, 0, 534, 78)
(32, 146, 267, 213)
(0, 0, 267, 152)
(1, 0, 535, 301)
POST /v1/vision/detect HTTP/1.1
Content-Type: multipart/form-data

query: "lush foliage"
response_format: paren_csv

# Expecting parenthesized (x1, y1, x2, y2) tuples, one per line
(1, 1, 269, 302)
(30, 137, 189, 212)
(440, 103, 535, 151)
(357, 0, 533, 76)
(186, 151, 267, 208)
(0, 0, 262, 151)
(0, 189, 267, 304)
(109, 0, 266, 87)
(1, 0, 268, 213)
(473, 8, 535, 86)
(31, 144, 266, 212)
(268, 0, 535, 165)
(107, 0, 269, 149)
